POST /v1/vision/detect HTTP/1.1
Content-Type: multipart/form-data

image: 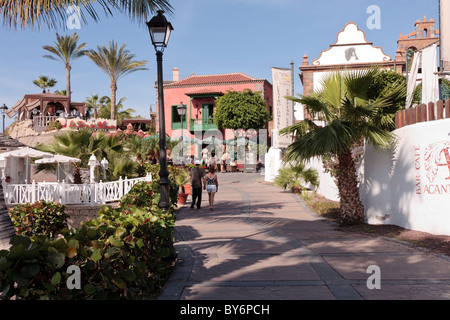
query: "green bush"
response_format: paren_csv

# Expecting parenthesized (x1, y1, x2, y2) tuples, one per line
(9, 201, 68, 238)
(0, 183, 176, 300)
(142, 163, 185, 206)
(274, 162, 319, 194)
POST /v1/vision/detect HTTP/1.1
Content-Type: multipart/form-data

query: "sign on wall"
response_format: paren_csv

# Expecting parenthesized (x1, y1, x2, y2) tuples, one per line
(271, 67, 294, 148)
(414, 140, 450, 195)
(67, 118, 117, 131)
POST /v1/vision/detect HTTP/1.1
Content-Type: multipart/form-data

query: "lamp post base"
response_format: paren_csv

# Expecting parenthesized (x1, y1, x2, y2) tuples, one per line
(158, 178, 171, 210)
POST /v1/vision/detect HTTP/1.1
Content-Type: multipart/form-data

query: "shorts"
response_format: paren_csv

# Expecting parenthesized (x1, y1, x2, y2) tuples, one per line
(206, 185, 217, 193)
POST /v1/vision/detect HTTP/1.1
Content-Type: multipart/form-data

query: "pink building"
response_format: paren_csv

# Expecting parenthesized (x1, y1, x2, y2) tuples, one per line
(156, 70, 273, 160)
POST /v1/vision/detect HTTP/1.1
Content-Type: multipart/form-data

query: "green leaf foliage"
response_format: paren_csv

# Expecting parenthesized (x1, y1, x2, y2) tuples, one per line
(0, 167, 177, 300)
(9, 201, 68, 238)
(214, 89, 269, 131)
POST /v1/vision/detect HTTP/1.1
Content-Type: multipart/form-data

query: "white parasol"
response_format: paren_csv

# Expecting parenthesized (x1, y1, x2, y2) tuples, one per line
(35, 154, 81, 182)
(0, 147, 53, 183)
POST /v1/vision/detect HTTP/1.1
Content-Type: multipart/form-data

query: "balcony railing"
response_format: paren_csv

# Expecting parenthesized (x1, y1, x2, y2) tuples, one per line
(32, 115, 59, 133)
(189, 118, 217, 132)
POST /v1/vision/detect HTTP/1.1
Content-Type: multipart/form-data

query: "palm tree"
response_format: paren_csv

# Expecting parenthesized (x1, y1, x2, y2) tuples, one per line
(33, 75, 57, 93)
(281, 68, 406, 225)
(1, 0, 174, 30)
(55, 89, 69, 96)
(85, 94, 102, 119)
(43, 33, 87, 101)
(36, 129, 104, 183)
(85, 41, 147, 121)
(274, 163, 319, 194)
(97, 96, 136, 124)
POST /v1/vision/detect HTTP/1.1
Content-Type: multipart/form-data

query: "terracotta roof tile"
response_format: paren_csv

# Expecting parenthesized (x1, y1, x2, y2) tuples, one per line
(166, 73, 261, 87)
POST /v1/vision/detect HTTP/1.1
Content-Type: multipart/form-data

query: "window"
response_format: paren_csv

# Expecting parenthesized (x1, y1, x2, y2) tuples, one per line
(203, 103, 214, 122)
(171, 105, 187, 129)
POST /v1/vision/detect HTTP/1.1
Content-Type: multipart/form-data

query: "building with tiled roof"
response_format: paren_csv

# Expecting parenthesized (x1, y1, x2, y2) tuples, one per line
(156, 70, 273, 160)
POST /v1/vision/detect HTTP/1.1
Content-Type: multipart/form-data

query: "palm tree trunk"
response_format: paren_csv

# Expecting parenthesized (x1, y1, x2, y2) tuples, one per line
(110, 82, 117, 121)
(336, 148, 365, 225)
(66, 64, 71, 101)
(73, 163, 82, 184)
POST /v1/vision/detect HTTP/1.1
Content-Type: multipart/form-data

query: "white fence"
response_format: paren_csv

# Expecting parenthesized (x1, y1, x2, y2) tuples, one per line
(3, 173, 152, 205)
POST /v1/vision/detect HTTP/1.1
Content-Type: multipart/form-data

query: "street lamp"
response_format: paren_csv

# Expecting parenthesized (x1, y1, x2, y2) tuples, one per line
(88, 154, 98, 184)
(176, 102, 187, 163)
(0, 104, 8, 133)
(101, 158, 109, 181)
(147, 10, 174, 210)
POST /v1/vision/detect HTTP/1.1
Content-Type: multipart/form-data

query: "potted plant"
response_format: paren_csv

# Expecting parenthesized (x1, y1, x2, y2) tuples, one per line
(175, 169, 190, 204)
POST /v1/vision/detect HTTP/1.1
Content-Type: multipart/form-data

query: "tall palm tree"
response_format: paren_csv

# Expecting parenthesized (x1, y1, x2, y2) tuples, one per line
(85, 41, 147, 121)
(281, 68, 406, 225)
(42, 33, 87, 101)
(33, 75, 57, 93)
(0, 0, 174, 30)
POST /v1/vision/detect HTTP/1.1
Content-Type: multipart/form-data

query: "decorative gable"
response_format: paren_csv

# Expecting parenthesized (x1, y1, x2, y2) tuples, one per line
(312, 22, 391, 66)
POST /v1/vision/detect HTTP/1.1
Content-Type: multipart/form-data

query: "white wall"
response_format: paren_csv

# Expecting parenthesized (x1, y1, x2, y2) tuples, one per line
(305, 158, 340, 202)
(363, 118, 450, 235)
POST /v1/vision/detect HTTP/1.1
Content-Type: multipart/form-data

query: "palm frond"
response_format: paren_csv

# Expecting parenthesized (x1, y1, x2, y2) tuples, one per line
(0, 0, 173, 30)
(284, 119, 354, 162)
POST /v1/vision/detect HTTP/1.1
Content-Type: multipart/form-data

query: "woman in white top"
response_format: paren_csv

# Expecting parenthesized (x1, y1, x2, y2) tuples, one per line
(203, 164, 219, 211)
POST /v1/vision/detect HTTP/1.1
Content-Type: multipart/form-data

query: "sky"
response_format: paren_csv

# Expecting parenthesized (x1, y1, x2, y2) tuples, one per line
(0, 0, 440, 129)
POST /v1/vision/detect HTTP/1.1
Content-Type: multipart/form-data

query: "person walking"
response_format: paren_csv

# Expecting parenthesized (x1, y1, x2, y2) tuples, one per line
(190, 160, 205, 209)
(204, 164, 219, 211)
(208, 151, 218, 172)
(221, 150, 228, 173)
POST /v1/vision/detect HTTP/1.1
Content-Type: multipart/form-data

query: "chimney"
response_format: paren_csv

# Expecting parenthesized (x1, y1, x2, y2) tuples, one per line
(173, 68, 179, 82)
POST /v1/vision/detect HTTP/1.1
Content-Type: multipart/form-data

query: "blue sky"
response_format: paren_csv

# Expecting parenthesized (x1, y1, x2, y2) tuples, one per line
(0, 0, 439, 128)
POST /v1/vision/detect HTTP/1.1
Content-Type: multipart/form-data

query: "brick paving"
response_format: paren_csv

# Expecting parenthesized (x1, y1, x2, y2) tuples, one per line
(159, 172, 450, 300)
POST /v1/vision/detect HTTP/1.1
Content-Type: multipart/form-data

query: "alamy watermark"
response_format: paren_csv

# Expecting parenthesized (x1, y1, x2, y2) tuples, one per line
(169, 128, 267, 166)
(66, 265, 81, 289)
(66, 5, 81, 30)
(366, 265, 381, 289)
(366, 5, 381, 30)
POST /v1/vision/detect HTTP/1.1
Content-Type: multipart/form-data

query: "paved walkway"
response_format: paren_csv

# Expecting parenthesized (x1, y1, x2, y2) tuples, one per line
(159, 172, 450, 300)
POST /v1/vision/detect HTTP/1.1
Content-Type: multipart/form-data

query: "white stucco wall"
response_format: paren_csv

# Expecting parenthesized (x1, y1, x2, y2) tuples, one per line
(305, 157, 340, 202)
(363, 118, 450, 235)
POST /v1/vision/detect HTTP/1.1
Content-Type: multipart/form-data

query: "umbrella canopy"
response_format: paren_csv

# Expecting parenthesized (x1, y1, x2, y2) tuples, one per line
(0, 147, 53, 184)
(0, 147, 53, 159)
(35, 154, 81, 164)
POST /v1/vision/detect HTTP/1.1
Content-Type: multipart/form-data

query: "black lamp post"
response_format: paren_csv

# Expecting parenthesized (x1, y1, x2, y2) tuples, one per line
(147, 10, 174, 210)
(176, 102, 187, 163)
(0, 104, 8, 133)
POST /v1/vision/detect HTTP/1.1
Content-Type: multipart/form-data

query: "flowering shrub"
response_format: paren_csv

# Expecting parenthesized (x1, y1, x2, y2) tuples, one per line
(9, 201, 68, 238)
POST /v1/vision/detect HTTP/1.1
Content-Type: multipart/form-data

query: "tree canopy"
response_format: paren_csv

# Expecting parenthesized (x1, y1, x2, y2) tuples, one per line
(214, 89, 269, 131)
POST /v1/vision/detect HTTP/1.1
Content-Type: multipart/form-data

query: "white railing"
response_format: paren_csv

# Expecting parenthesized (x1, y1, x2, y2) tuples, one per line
(2, 173, 152, 205)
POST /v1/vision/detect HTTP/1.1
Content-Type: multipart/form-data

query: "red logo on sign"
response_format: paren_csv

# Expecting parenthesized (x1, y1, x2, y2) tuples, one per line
(424, 141, 450, 183)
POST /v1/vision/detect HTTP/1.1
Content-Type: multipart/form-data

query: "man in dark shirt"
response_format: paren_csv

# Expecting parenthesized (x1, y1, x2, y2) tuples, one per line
(190, 160, 205, 209)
